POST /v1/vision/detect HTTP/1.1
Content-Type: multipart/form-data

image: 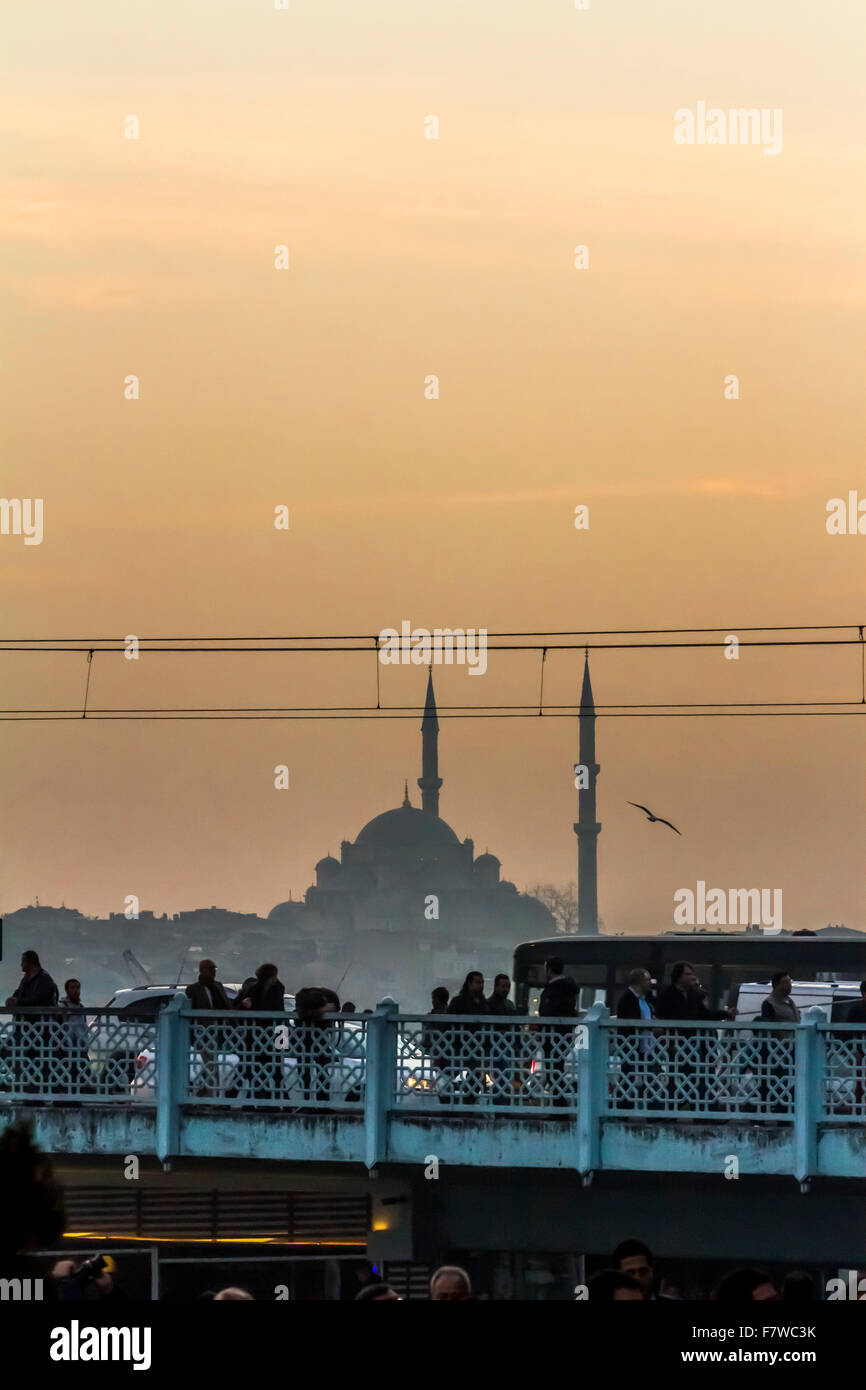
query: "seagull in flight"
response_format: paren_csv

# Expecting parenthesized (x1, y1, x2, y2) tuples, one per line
(628, 802, 681, 835)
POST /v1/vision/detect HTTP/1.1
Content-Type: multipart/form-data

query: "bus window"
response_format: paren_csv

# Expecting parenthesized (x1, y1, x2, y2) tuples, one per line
(559, 965, 604, 1008)
(577, 984, 603, 1010)
(563, 964, 606, 984)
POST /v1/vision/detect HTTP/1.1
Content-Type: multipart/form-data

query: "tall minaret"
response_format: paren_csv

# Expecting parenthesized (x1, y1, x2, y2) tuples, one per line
(418, 668, 443, 816)
(573, 650, 600, 934)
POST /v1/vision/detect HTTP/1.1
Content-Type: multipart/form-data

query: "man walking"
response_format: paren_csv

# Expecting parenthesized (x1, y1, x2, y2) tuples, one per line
(486, 974, 517, 1105)
(616, 968, 655, 1023)
(186, 959, 231, 1012)
(656, 963, 734, 1024)
(615, 968, 657, 1109)
(58, 979, 91, 1095)
(656, 962, 735, 1112)
(5, 951, 59, 1096)
(486, 974, 516, 1016)
(759, 971, 799, 1113)
(422, 987, 450, 1100)
(423, 984, 450, 1038)
(186, 960, 231, 1096)
(537, 957, 579, 1107)
(759, 972, 800, 1024)
(447, 972, 490, 1103)
(293, 986, 334, 1104)
(5, 950, 58, 1010)
(236, 964, 285, 1103)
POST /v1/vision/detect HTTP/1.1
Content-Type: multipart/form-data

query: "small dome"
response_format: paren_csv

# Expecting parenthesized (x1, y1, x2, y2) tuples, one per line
(314, 854, 342, 888)
(474, 852, 501, 885)
(266, 900, 309, 930)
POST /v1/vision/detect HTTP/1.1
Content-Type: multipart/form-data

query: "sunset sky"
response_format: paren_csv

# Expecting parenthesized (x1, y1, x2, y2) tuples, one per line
(2, 1, 864, 936)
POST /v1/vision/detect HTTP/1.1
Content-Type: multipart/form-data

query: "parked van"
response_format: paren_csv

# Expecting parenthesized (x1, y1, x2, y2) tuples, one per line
(735, 980, 862, 1024)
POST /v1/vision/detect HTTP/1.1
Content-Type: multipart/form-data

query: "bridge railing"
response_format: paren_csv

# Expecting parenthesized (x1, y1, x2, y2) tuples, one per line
(600, 1017, 798, 1120)
(182, 1011, 368, 1109)
(2, 1004, 864, 1128)
(819, 1023, 866, 1121)
(392, 1014, 580, 1112)
(0, 1007, 159, 1104)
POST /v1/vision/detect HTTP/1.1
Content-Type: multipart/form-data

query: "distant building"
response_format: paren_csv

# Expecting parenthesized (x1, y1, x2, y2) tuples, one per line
(267, 670, 554, 999)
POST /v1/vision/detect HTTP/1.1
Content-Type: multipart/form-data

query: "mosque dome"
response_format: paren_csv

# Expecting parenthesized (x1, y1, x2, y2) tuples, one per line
(473, 852, 501, 885)
(354, 803, 461, 854)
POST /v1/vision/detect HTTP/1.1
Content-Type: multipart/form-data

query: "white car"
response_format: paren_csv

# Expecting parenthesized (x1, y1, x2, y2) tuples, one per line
(90, 985, 288, 1100)
(726, 981, 863, 1112)
(87, 987, 201, 1096)
(734, 980, 862, 1024)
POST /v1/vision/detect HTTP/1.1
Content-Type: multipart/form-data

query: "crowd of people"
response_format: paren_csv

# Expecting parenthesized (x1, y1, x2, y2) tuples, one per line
(40, 1255, 832, 1301)
(613, 961, 866, 1024)
(7, 946, 866, 1027)
(584, 1241, 820, 1303)
(4, 949, 866, 1110)
(316, 1246, 842, 1302)
(1, 951, 365, 1019)
(26, 1252, 827, 1301)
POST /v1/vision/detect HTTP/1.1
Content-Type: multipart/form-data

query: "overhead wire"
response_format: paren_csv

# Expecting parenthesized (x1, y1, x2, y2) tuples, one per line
(1, 623, 863, 720)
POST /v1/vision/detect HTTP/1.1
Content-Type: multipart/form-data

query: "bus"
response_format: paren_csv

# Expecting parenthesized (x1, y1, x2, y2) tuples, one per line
(512, 933, 866, 1016)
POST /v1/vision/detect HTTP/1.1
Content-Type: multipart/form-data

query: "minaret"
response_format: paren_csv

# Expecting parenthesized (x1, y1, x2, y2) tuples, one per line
(418, 668, 443, 816)
(573, 650, 600, 934)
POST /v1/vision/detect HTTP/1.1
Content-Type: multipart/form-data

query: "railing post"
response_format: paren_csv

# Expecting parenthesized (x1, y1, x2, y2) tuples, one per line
(364, 997, 397, 1172)
(156, 995, 189, 1165)
(793, 1008, 822, 1188)
(576, 1003, 608, 1182)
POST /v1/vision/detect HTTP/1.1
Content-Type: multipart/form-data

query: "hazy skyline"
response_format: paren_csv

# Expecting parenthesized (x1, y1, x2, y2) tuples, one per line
(2, 1, 864, 935)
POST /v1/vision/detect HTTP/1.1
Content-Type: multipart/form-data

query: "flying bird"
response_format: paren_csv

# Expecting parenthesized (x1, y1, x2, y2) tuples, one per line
(628, 802, 681, 835)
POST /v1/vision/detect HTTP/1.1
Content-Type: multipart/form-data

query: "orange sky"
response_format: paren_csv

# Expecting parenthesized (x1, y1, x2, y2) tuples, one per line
(2, 0, 864, 935)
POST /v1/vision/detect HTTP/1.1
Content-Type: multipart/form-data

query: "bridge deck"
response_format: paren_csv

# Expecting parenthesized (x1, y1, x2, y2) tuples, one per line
(2, 1002, 863, 1181)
